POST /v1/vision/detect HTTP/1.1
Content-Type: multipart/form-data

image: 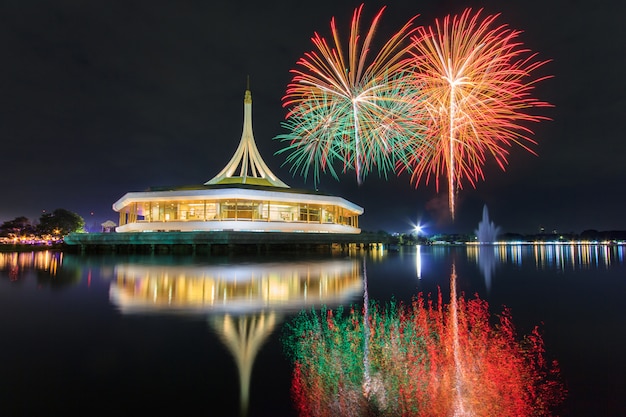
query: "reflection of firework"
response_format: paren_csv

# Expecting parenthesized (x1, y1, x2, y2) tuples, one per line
(403, 8, 552, 219)
(275, 5, 426, 185)
(284, 292, 565, 416)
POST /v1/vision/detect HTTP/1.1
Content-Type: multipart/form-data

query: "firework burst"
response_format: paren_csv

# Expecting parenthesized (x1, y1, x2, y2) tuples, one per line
(402, 8, 552, 220)
(275, 4, 427, 185)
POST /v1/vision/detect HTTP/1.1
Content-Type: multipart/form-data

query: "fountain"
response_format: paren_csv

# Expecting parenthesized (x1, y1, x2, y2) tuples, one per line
(475, 205, 501, 243)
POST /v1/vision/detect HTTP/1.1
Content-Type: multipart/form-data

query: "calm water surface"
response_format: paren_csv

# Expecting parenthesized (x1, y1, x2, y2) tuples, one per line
(0, 244, 624, 417)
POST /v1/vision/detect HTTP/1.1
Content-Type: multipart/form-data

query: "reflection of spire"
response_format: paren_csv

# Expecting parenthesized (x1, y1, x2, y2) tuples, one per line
(210, 312, 279, 417)
(205, 86, 289, 188)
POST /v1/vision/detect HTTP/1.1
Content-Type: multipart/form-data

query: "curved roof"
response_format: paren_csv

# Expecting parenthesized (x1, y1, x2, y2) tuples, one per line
(112, 184, 363, 214)
(205, 89, 289, 188)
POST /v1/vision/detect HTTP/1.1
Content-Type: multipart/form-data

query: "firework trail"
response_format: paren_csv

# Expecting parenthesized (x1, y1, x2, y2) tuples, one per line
(275, 4, 427, 185)
(402, 8, 552, 220)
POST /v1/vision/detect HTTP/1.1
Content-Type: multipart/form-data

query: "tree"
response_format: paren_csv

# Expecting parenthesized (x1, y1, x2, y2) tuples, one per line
(37, 209, 85, 237)
(0, 216, 36, 238)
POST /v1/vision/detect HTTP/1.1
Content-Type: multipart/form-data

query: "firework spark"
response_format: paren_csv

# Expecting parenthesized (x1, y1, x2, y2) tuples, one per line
(275, 4, 426, 185)
(402, 8, 552, 220)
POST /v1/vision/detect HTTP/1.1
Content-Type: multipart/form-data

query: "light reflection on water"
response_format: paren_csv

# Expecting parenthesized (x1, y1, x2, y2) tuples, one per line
(109, 259, 362, 315)
(466, 243, 626, 270)
(0, 250, 63, 279)
(3, 243, 623, 282)
(462, 243, 626, 293)
(0, 244, 625, 416)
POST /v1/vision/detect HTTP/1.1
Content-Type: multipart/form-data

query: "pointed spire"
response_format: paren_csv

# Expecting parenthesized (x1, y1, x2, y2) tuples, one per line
(205, 83, 289, 188)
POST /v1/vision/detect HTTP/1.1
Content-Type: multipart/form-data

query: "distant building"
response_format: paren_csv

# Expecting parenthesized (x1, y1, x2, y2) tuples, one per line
(101, 220, 117, 233)
(112, 88, 363, 234)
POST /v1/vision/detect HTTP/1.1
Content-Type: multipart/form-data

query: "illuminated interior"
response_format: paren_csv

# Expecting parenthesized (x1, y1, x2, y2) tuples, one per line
(113, 192, 361, 233)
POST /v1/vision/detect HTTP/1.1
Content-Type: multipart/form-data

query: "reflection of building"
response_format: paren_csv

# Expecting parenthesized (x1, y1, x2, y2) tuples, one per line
(109, 260, 362, 314)
(112, 88, 363, 234)
(108, 259, 362, 417)
(210, 312, 277, 417)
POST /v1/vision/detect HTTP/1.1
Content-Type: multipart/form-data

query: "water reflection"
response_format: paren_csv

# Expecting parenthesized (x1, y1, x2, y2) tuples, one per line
(415, 245, 422, 280)
(210, 312, 278, 417)
(466, 243, 626, 290)
(108, 258, 362, 416)
(109, 260, 361, 314)
(0, 250, 86, 288)
(0, 251, 63, 279)
(285, 260, 566, 416)
(1, 245, 623, 416)
(474, 246, 497, 292)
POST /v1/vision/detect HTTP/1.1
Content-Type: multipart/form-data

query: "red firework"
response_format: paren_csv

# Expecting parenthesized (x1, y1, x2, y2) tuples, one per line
(402, 8, 552, 220)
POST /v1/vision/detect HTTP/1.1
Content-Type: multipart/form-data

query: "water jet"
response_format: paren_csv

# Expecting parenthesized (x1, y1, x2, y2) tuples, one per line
(475, 205, 501, 243)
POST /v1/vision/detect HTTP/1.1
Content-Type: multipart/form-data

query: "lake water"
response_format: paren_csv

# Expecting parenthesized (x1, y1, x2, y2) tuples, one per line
(0, 244, 624, 416)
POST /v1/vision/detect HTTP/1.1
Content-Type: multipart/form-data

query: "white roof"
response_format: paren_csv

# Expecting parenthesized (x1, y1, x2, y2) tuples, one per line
(205, 89, 289, 188)
(112, 186, 363, 214)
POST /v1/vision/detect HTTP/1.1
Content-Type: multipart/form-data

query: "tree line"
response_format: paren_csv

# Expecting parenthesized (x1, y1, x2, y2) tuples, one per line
(0, 209, 85, 242)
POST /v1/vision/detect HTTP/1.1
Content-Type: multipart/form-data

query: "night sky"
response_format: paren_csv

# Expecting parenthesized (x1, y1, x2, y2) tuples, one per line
(1, 0, 624, 235)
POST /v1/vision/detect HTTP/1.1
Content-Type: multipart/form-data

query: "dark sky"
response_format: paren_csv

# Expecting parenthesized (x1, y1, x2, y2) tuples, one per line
(1, 0, 624, 235)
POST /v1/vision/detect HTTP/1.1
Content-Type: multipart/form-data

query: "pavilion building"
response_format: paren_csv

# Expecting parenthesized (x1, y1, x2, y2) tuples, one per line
(112, 88, 363, 234)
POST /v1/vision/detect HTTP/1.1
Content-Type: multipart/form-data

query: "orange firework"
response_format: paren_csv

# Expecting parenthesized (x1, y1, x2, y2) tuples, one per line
(402, 8, 552, 220)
